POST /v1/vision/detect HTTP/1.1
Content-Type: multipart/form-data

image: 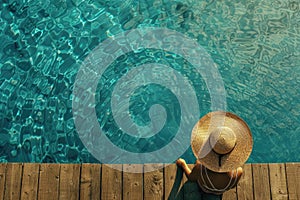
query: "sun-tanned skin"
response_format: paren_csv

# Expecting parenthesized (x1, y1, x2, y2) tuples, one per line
(176, 158, 243, 194)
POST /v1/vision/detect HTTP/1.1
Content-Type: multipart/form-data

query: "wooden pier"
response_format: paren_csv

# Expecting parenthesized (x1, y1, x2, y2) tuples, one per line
(0, 163, 299, 200)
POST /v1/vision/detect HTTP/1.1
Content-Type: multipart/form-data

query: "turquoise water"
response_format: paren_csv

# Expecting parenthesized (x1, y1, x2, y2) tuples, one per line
(0, 0, 299, 163)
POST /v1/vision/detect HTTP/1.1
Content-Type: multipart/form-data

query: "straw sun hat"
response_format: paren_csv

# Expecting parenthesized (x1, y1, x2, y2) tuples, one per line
(191, 111, 253, 172)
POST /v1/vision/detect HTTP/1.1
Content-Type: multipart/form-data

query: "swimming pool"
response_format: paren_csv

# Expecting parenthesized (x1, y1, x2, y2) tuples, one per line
(0, 0, 299, 164)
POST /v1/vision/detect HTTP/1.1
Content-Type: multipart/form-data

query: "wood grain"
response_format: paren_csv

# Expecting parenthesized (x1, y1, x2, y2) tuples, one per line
(1, 163, 299, 200)
(101, 164, 122, 200)
(80, 163, 101, 200)
(59, 164, 81, 200)
(4, 163, 23, 200)
(37, 163, 60, 200)
(269, 163, 288, 200)
(144, 164, 164, 200)
(237, 164, 253, 200)
(286, 163, 300, 200)
(0, 163, 7, 200)
(252, 164, 271, 200)
(123, 164, 143, 200)
(222, 187, 237, 200)
(21, 163, 40, 200)
(164, 164, 178, 200)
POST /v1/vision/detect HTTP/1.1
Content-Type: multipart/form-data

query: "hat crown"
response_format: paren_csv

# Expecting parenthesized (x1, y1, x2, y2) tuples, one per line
(209, 127, 237, 155)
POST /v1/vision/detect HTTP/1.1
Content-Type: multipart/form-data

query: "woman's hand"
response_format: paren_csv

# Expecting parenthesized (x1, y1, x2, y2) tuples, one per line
(227, 167, 243, 178)
(176, 158, 187, 167)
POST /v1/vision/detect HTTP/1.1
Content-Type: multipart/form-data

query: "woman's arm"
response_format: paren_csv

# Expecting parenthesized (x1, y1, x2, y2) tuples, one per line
(176, 159, 202, 182)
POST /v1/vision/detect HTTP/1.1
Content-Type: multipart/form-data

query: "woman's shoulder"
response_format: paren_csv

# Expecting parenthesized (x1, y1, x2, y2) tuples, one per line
(194, 160, 243, 179)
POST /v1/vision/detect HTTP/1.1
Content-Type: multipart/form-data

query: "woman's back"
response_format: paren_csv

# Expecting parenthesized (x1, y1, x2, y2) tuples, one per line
(177, 159, 243, 195)
(196, 163, 242, 195)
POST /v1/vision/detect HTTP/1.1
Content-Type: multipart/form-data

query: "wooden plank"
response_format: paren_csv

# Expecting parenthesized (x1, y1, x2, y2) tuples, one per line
(164, 164, 178, 200)
(123, 164, 143, 200)
(286, 163, 300, 200)
(252, 164, 271, 200)
(0, 163, 7, 200)
(222, 187, 237, 200)
(237, 164, 253, 200)
(20, 163, 40, 200)
(1, 162, 299, 200)
(101, 164, 122, 200)
(144, 164, 164, 200)
(37, 163, 60, 200)
(269, 163, 288, 200)
(80, 163, 101, 200)
(59, 164, 81, 200)
(4, 163, 23, 200)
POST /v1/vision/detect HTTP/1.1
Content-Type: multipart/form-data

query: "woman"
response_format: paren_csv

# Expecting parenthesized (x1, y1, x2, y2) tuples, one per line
(177, 111, 253, 195)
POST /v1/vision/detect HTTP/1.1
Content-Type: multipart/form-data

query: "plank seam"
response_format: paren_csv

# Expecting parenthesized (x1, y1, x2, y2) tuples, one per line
(2, 163, 8, 200)
(19, 163, 24, 200)
(36, 164, 41, 200)
(3, 163, 298, 200)
(163, 164, 165, 200)
(267, 164, 273, 200)
(162, 166, 164, 200)
(78, 164, 82, 200)
(284, 163, 290, 200)
(121, 165, 124, 200)
(251, 164, 255, 200)
(100, 164, 102, 200)
(35, 164, 41, 200)
(142, 165, 145, 200)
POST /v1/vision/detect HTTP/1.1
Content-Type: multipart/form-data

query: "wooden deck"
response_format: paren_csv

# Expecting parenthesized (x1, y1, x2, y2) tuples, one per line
(0, 163, 299, 200)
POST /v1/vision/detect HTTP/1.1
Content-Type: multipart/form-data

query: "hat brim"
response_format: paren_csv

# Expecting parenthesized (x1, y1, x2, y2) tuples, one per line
(191, 111, 253, 172)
